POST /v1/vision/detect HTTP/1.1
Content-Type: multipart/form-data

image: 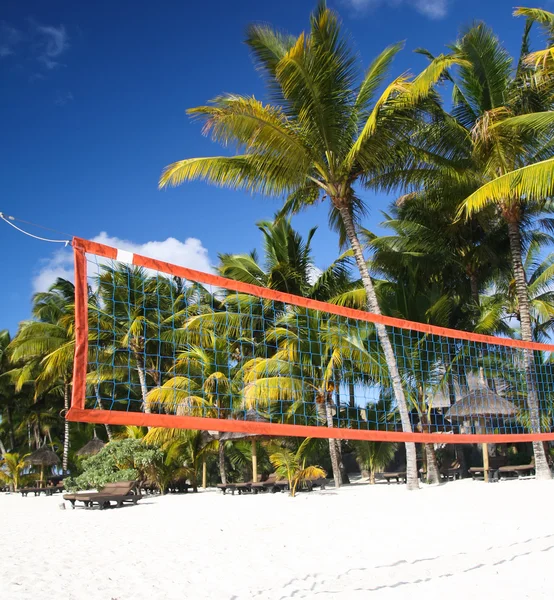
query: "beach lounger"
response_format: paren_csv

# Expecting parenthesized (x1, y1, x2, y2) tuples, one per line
(380, 471, 407, 484)
(20, 482, 64, 497)
(497, 460, 535, 479)
(63, 480, 142, 509)
(440, 460, 463, 481)
(217, 482, 253, 495)
(469, 456, 506, 482)
(249, 473, 286, 494)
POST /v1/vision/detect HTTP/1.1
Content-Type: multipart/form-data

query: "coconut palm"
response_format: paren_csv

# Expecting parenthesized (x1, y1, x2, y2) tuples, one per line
(352, 440, 398, 484)
(269, 438, 326, 497)
(159, 3, 461, 490)
(383, 22, 554, 478)
(239, 307, 385, 488)
(94, 265, 190, 413)
(9, 279, 77, 472)
(146, 333, 238, 485)
(0, 452, 30, 491)
(0, 330, 17, 452)
(219, 216, 352, 300)
(449, 26, 554, 478)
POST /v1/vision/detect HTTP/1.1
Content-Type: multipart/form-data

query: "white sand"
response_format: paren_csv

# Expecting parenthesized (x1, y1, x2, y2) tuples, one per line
(2, 478, 554, 600)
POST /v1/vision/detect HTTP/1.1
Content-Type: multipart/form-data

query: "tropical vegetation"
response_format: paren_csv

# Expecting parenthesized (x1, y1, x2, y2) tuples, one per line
(2, 3, 554, 493)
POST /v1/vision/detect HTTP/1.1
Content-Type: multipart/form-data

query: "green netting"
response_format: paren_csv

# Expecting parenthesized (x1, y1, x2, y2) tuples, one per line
(83, 253, 554, 437)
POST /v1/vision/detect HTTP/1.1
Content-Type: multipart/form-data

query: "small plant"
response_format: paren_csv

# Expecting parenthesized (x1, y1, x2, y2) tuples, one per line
(269, 438, 326, 497)
(352, 440, 398, 484)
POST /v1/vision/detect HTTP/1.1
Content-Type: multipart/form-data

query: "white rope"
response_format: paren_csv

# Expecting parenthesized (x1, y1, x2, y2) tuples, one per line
(0, 212, 70, 246)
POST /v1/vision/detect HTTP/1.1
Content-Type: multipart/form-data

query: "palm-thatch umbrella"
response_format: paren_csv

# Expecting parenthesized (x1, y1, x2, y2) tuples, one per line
(25, 446, 61, 486)
(75, 435, 105, 457)
(219, 409, 270, 483)
(446, 389, 518, 481)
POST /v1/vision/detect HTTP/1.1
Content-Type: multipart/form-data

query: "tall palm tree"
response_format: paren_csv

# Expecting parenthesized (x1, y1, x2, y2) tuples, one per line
(219, 216, 351, 300)
(9, 279, 76, 472)
(158, 3, 458, 489)
(384, 22, 554, 478)
(239, 308, 384, 487)
(146, 333, 238, 485)
(0, 330, 17, 452)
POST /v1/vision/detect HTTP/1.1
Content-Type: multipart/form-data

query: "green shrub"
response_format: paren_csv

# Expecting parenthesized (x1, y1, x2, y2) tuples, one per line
(64, 439, 163, 491)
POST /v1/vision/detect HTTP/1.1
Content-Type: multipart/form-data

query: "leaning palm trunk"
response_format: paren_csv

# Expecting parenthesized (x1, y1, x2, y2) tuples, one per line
(63, 382, 70, 473)
(337, 204, 419, 490)
(506, 219, 551, 480)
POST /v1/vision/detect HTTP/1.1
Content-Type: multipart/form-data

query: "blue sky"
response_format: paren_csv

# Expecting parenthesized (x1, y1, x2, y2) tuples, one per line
(0, 0, 548, 332)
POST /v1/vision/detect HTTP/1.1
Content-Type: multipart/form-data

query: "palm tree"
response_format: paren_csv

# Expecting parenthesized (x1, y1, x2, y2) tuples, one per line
(146, 333, 238, 485)
(0, 452, 30, 491)
(449, 25, 554, 478)
(9, 279, 77, 472)
(384, 22, 554, 478)
(158, 3, 458, 489)
(0, 330, 17, 452)
(219, 216, 351, 300)
(269, 438, 326, 497)
(352, 440, 398, 484)
(239, 307, 384, 487)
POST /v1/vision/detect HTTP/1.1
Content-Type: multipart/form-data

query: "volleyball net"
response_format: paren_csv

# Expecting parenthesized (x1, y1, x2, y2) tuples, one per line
(67, 237, 554, 443)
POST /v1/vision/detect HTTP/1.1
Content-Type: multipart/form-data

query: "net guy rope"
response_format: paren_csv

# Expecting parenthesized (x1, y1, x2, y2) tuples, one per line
(68, 236, 554, 443)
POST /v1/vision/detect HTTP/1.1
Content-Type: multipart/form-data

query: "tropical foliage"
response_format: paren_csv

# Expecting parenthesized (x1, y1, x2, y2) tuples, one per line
(2, 3, 554, 491)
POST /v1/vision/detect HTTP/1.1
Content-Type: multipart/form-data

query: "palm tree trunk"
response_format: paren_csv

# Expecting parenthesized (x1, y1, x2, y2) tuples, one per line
(336, 204, 418, 490)
(324, 401, 342, 488)
(94, 385, 113, 441)
(218, 439, 227, 485)
(349, 380, 355, 408)
(0, 437, 6, 456)
(134, 351, 151, 414)
(419, 411, 440, 485)
(5, 403, 16, 451)
(63, 382, 70, 473)
(507, 219, 551, 480)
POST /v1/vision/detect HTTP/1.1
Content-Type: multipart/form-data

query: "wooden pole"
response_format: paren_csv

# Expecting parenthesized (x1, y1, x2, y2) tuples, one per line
(252, 439, 258, 483)
(483, 443, 489, 483)
(202, 457, 207, 489)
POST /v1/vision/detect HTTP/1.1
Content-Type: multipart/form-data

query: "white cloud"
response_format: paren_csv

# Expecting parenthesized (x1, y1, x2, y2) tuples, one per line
(0, 20, 69, 70)
(344, 0, 449, 19)
(0, 21, 21, 58)
(32, 232, 214, 293)
(35, 23, 69, 69)
(307, 264, 323, 285)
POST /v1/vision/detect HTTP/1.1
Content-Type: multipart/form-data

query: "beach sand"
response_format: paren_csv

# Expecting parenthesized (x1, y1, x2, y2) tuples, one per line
(2, 478, 554, 599)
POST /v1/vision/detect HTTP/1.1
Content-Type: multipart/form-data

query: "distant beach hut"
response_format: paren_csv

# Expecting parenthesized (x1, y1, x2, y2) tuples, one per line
(25, 446, 61, 486)
(219, 409, 270, 483)
(75, 435, 105, 457)
(446, 389, 518, 481)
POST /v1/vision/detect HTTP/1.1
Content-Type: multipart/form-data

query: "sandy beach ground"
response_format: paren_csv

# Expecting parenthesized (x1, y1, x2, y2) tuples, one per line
(2, 478, 554, 600)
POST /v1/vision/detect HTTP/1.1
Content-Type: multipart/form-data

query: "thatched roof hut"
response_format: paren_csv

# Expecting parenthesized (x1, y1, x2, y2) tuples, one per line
(75, 437, 105, 457)
(219, 409, 270, 442)
(445, 390, 518, 419)
(25, 446, 60, 466)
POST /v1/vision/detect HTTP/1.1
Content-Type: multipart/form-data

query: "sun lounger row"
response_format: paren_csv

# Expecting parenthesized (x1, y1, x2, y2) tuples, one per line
(218, 474, 327, 494)
(469, 459, 535, 481)
(63, 481, 142, 509)
(20, 481, 65, 497)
